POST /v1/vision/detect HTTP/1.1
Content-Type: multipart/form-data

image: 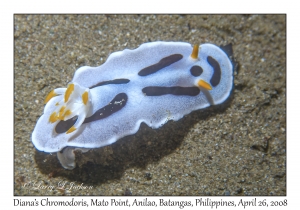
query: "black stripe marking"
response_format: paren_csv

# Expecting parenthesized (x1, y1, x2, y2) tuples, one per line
(138, 54, 183, 76)
(207, 56, 221, 87)
(55, 93, 128, 134)
(55, 116, 77, 134)
(84, 93, 127, 123)
(142, 86, 200, 96)
(190, 65, 203, 77)
(89, 79, 130, 89)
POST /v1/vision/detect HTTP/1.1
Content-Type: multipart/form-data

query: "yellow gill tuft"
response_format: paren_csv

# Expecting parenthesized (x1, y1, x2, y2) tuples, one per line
(64, 83, 74, 103)
(44, 90, 57, 104)
(82, 91, 89, 105)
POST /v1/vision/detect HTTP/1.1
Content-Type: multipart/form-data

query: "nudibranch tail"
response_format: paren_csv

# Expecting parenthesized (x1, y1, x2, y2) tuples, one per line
(45, 83, 92, 135)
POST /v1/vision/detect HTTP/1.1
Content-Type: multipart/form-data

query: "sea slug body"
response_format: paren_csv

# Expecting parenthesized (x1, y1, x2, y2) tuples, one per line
(32, 41, 235, 169)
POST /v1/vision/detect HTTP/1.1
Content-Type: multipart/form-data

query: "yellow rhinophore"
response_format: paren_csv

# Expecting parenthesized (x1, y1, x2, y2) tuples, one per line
(198, 79, 212, 90)
(190, 44, 200, 60)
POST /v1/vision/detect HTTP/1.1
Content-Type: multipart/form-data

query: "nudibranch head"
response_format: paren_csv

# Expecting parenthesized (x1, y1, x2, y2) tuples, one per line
(44, 82, 92, 135)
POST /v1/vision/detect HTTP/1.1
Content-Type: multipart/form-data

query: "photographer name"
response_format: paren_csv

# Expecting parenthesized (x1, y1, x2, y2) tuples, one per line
(22, 181, 93, 192)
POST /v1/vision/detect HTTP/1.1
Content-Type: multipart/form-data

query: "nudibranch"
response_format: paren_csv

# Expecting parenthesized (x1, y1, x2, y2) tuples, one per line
(32, 41, 234, 169)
